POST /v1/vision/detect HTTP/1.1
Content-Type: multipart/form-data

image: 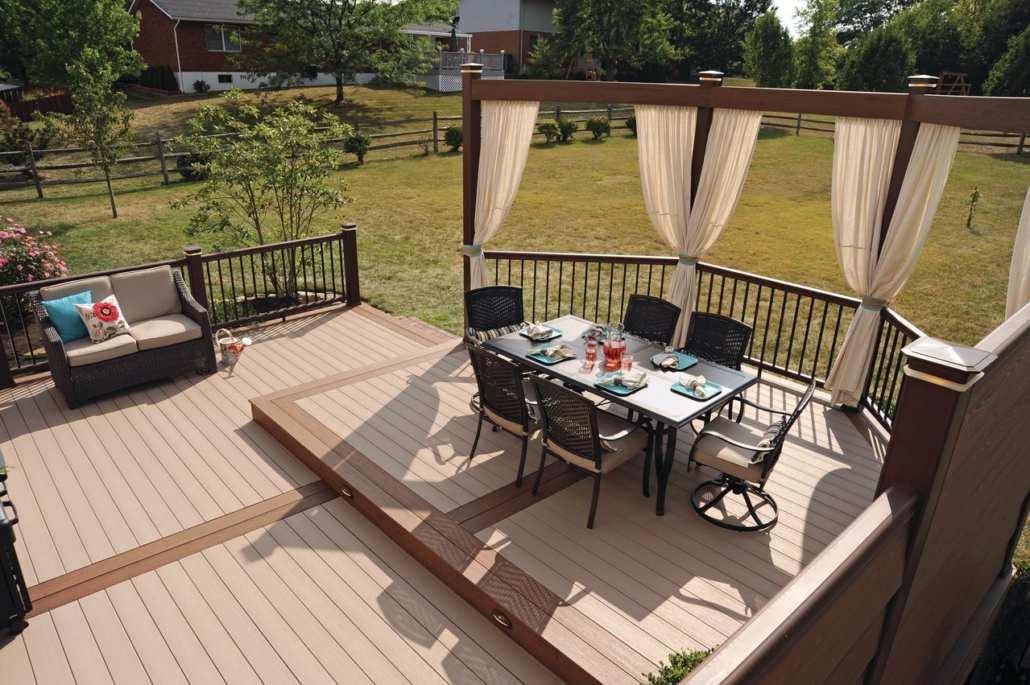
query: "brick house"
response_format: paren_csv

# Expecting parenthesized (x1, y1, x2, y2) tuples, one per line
(457, 0, 557, 73)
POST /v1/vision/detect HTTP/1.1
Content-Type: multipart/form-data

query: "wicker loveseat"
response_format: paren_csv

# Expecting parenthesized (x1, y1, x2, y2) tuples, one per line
(30, 266, 218, 408)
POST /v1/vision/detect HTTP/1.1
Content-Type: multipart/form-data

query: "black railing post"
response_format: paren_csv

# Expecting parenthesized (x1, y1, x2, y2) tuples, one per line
(432, 112, 439, 154)
(0, 333, 14, 389)
(182, 246, 208, 309)
(341, 223, 361, 306)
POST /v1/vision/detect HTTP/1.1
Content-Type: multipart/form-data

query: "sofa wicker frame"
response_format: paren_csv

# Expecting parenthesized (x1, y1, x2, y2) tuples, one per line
(30, 271, 218, 409)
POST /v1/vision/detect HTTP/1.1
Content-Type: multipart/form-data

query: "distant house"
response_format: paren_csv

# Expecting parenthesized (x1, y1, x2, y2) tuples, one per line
(458, 0, 557, 73)
(129, 0, 476, 93)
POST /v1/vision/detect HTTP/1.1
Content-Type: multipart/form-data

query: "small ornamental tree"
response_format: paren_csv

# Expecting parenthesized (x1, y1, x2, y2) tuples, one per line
(444, 124, 463, 152)
(557, 116, 578, 142)
(343, 131, 372, 164)
(174, 88, 353, 301)
(585, 116, 611, 140)
(0, 216, 68, 287)
(538, 121, 559, 144)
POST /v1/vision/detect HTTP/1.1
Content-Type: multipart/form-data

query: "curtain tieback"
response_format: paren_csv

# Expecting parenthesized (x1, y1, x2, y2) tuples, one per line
(678, 254, 699, 267)
(462, 244, 483, 258)
(860, 294, 888, 311)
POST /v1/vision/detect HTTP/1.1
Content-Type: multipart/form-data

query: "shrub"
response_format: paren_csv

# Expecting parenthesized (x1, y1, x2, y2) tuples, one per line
(176, 152, 211, 180)
(556, 116, 578, 142)
(641, 648, 715, 685)
(0, 216, 68, 286)
(444, 124, 463, 152)
(193, 80, 211, 93)
(343, 131, 372, 164)
(625, 113, 637, 136)
(538, 121, 559, 144)
(585, 116, 611, 140)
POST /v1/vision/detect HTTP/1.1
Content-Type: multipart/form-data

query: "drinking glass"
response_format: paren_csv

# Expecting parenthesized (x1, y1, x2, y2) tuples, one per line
(585, 340, 598, 362)
(620, 354, 633, 373)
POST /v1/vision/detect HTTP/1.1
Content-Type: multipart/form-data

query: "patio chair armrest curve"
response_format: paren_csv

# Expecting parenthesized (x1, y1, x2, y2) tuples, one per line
(735, 396, 792, 416)
(696, 429, 777, 452)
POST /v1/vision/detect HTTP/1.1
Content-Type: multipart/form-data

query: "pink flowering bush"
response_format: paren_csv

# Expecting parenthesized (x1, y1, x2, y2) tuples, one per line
(0, 216, 68, 287)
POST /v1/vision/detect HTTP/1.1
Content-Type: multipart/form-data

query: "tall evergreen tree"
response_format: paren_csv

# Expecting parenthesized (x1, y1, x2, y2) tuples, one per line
(743, 11, 795, 86)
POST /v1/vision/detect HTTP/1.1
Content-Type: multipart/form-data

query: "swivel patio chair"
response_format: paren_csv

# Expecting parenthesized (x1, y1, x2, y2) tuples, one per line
(623, 294, 681, 347)
(681, 312, 754, 422)
(530, 376, 653, 529)
(464, 286, 526, 342)
(688, 379, 816, 532)
(466, 344, 540, 487)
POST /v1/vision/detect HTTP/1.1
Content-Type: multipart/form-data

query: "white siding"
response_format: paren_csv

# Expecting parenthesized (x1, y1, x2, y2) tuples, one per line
(178, 71, 374, 92)
(523, 0, 556, 33)
(457, 0, 519, 32)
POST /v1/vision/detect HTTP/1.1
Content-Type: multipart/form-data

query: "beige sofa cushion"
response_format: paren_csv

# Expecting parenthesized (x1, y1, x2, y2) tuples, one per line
(129, 314, 202, 351)
(40, 276, 113, 303)
(64, 334, 138, 367)
(110, 266, 182, 324)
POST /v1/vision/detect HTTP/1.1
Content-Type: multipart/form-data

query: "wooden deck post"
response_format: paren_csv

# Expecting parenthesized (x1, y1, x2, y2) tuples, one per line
(690, 71, 722, 209)
(341, 222, 361, 306)
(155, 132, 170, 185)
(432, 111, 439, 154)
(182, 245, 208, 309)
(461, 63, 483, 302)
(25, 142, 42, 199)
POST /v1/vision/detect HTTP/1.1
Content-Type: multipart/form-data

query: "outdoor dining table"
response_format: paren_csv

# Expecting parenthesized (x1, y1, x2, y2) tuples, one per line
(482, 314, 759, 516)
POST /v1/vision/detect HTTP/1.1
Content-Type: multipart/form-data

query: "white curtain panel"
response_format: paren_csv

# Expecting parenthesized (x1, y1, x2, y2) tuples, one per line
(637, 106, 761, 345)
(468, 100, 540, 290)
(1005, 187, 1030, 318)
(826, 122, 961, 406)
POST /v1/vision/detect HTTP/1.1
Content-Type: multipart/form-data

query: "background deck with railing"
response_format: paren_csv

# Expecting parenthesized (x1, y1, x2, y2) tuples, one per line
(484, 250, 922, 428)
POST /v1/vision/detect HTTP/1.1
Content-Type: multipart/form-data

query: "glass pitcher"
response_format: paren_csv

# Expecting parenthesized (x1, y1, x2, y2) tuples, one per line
(603, 322, 625, 370)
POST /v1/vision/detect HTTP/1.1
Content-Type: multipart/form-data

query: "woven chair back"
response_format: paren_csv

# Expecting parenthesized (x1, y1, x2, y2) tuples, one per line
(683, 313, 753, 369)
(465, 286, 525, 333)
(623, 294, 681, 346)
(466, 345, 531, 429)
(531, 377, 602, 468)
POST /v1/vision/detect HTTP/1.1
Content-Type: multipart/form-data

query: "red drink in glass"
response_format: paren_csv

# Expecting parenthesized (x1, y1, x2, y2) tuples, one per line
(585, 340, 598, 362)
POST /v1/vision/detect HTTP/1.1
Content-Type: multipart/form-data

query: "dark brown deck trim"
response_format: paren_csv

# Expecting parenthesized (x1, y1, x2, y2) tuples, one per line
(251, 346, 654, 685)
(27, 481, 337, 617)
(351, 303, 458, 347)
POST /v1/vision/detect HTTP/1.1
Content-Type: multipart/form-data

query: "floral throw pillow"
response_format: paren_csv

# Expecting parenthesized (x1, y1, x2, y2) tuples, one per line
(75, 295, 132, 344)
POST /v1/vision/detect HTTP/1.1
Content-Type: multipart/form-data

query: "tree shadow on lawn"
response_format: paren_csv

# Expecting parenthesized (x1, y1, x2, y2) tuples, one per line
(987, 151, 1030, 166)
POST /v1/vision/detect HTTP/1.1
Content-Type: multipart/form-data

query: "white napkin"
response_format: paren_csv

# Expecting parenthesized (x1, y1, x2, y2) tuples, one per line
(525, 322, 555, 340)
(677, 373, 708, 398)
(655, 353, 680, 369)
(598, 370, 648, 389)
(583, 324, 605, 340)
(536, 344, 575, 359)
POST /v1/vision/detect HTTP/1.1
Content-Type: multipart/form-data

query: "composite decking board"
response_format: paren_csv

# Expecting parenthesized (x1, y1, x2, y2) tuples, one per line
(21, 611, 78, 685)
(50, 601, 115, 685)
(76, 590, 152, 685)
(103, 581, 190, 685)
(255, 396, 648, 685)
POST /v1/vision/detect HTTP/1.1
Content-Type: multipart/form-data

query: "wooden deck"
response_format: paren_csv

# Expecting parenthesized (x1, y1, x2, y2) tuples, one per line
(0, 304, 885, 684)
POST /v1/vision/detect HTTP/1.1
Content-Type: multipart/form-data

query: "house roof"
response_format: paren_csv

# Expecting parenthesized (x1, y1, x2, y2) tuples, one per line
(140, 0, 254, 23)
(402, 21, 471, 38)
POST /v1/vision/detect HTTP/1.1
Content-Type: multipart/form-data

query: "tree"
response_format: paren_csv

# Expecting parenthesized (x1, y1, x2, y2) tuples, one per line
(838, 23, 914, 91)
(891, 0, 963, 77)
(953, 0, 1030, 93)
(43, 51, 135, 219)
(833, 0, 916, 45)
(2, 0, 142, 89)
(174, 89, 353, 298)
(984, 26, 1030, 96)
(667, 0, 772, 75)
(235, 0, 454, 103)
(794, 0, 842, 89)
(743, 12, 795, 86)
(553, 0, 677, 81)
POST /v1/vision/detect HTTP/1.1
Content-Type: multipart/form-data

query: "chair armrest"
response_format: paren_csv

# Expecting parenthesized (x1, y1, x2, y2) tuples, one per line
(29, 291, 72, 377)
(696, 429, 777, 453)
(173, 271, 213, 332)
(597, 414, 650, 441)
(735, 396, 792, 416)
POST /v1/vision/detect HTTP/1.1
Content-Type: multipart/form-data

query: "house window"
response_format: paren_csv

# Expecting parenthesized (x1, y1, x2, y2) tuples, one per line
(205, 25, 241, 52)
(529, 34, 539, 51)
(217, 74, 233, 84)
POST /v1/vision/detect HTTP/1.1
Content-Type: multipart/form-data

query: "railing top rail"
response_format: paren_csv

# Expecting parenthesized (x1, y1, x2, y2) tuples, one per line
(881, 307, 926, 340)
(0, 257, 188, 297)
(483, 249, 862, 308)
(197, 231, 344, 262)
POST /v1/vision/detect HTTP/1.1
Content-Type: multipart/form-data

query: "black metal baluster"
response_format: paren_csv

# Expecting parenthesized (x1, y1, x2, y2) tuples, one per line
(813, 302, 831, 379)
(785, 293, 801, 374)
(798, 297, 815, 379)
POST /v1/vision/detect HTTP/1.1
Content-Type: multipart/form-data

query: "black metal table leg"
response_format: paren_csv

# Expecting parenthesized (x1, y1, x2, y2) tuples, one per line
(655, 425, 678, 516)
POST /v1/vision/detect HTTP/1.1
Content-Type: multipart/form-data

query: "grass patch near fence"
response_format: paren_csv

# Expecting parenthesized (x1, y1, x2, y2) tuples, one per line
(3, 125, 1029, 345)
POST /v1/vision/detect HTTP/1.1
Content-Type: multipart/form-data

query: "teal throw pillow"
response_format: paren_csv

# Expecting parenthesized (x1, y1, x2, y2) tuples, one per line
(42, 291, 92, 342)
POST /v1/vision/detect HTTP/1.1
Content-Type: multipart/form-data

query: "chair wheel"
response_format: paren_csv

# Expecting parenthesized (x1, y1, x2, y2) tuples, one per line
(8, 616, 28, 635)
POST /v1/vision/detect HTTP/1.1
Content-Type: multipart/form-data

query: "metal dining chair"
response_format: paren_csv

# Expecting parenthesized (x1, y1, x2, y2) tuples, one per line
(688, 380, 816, 531)
(623, 294, 681, 347)
(464, 286, 526, 342)
(530, 376, 653, 529)
(681, 312, 754, 422)
(466, 343, 539, 487)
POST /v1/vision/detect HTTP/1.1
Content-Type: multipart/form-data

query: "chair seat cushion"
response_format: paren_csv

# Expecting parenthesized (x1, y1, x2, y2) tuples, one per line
(549, 411, 647, 474)
(64, 333, 138, 367)
(130, 314, 203, 351)
(693, 416, 766, 482)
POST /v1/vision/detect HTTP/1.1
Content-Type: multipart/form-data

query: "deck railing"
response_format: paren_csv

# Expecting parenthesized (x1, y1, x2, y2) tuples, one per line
(484, 249, 924, 429)
(0, 227, 360, 385)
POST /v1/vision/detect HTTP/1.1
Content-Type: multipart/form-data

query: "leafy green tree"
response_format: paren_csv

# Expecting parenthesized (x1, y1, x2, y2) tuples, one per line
(174, 89, 353, 298)
(891, 0, 963, 77)
(43, 52, 135, 218)
(953, 0, 1030, 93)
(553, 0, 677, 81)
(984, 26, 1030, 96)
(838, 22, 914, 91)
(794, 0, 842, 89)
(667, 0, 773, 75)
(3, 0, 143, 89)
(235, 0, 454, 103)
(743, 12, 795, 86)
(833, 0, 916, 45)
(526, 35, 573, 79)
